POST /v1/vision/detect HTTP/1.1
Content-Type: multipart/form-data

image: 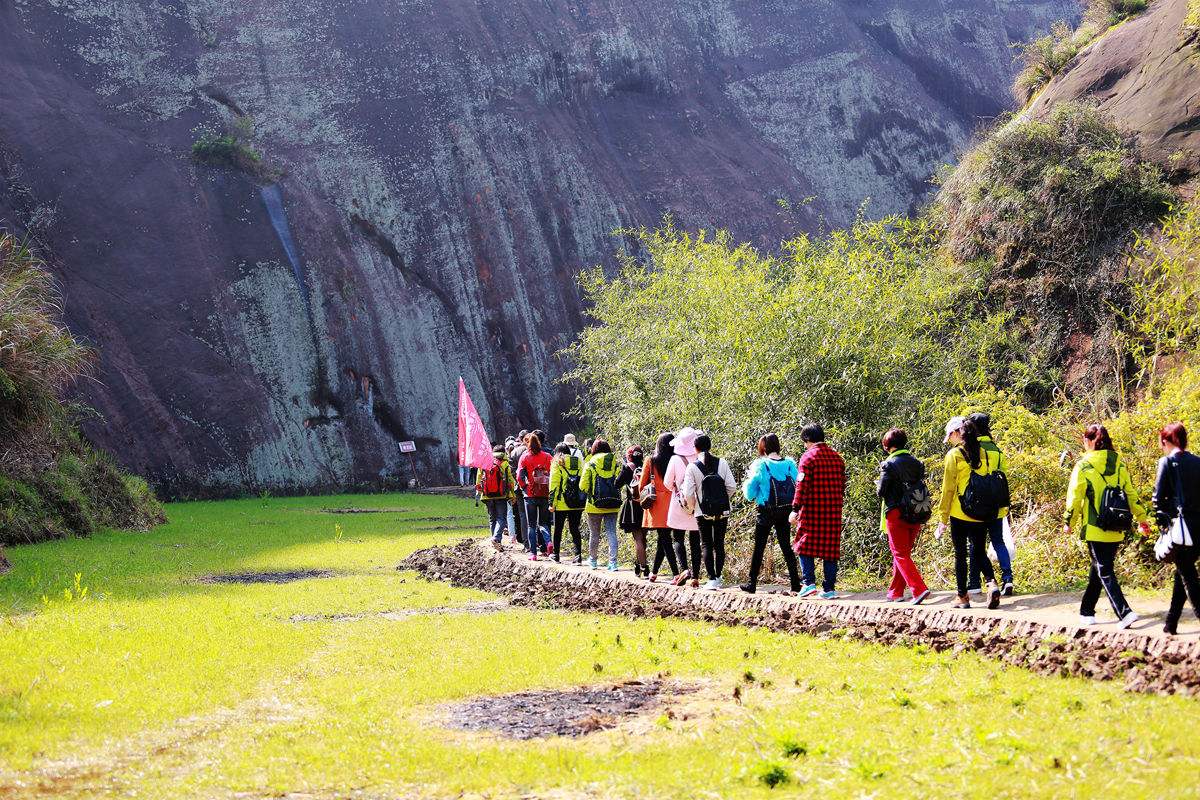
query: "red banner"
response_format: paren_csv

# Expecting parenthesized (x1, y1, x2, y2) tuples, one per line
(457, 377, 495, 469)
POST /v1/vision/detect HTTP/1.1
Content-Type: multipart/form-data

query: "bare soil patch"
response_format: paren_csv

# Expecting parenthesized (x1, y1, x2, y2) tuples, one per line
(319, 507, 409, 514)
(289, 600, 509, 623)
(198, 569, 335, 585)
(445, 678, 697, 739)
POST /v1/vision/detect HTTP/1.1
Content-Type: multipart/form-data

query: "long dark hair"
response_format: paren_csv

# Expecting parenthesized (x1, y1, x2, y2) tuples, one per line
(650, 432, 674, 477)
(527, 433, 542, 455)
(959, 419, 982, 469)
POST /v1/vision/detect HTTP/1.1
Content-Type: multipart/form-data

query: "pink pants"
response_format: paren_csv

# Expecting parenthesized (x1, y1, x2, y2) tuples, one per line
(886, 508, 928, 598)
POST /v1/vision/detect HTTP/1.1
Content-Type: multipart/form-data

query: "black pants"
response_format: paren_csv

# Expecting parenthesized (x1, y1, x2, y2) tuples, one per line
(747, 506, 801, 591)
(512, 490, 527, 544)
(951, 517, 993, 596)
(553, 509, 584, 559)
(1080, 540, 1131, 619)
(1166, 545, 1200, 629)
(673, 529, 701, 578)
(698, 516, 728, 581)
(651, 529, 680, 575)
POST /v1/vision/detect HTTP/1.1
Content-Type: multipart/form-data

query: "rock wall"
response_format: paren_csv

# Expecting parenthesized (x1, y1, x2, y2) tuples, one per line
(0, 0, 1074, 495)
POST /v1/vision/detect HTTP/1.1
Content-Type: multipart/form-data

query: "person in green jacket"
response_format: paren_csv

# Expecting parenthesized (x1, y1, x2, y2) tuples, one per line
(581, 439, 623, 571)
(475, 444, 516, 550)
(1063, 424, 1152, 629)
(967, 412, 1014, 596)
(549, 444, 586, 564)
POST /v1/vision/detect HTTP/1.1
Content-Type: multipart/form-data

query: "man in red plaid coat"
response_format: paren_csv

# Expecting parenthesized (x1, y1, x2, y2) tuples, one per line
(790, 423, 846, 598)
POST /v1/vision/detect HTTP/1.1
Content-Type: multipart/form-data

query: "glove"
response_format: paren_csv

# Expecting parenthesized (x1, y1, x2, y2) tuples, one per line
(934, 522, 946, 541)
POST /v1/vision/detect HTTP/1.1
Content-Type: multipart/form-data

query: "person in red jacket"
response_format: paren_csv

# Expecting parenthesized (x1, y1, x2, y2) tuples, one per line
(791, 423, 846, 599)
(517, 434, 553, 560)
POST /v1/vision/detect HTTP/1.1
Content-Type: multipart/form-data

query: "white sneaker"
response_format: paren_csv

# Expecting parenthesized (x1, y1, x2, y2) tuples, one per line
(712, 578, 724, 590)
(1117, 611, 1140, 630)
(703, 579, 719, 590)
(1079, 615, 1097, 627)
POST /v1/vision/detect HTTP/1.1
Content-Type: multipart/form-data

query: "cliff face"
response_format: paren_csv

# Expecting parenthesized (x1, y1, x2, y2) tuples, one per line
(0, 0, 1073, 494)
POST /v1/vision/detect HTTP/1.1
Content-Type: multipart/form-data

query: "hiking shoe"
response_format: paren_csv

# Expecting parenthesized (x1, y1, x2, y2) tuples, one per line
(1002, 582, 1015, 597)
(798, 584, 819, 598)
(608, 561, 619, 572)
(885, 594, 905, 603)
(819, 591, 837, 600)
(589, 558, 599, 569)
(492, 539, 503, 551)
(1117, 611, 1140, 630)
(951, 595, 971, 609)
(573, 557, 583, 566)
(1079, 615, 1097, 627)
(911, 589, 930, 606)
(671, 570, 691, 587)
(553, 555, 561, 563)
(987, 585, 1001, 610)
(739, 583, 755, 594)
(711, 578, 724, 590)
(702, 579, 719, 590)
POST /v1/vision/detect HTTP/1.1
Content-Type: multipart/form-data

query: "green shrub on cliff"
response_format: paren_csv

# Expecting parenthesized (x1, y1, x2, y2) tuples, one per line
(191, 129, 264, 175)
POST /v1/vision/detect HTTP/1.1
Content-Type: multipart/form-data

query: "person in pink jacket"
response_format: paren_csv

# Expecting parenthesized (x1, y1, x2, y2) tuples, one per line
(664, 426, 702, 588)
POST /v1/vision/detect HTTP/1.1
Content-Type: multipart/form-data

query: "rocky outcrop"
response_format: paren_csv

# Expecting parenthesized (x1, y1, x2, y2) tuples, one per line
(0, 0, 1073, 495)
(404, 539, 1200, 695)
(1028, 0, 1200, 182)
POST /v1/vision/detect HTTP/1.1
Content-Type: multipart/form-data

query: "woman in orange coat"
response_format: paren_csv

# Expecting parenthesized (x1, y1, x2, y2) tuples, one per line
(639, 432, 681, 582)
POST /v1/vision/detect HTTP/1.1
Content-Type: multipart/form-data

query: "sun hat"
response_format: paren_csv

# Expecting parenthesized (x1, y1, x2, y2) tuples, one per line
(943, 416, 966, 443)
(670, 426, 704, 457)
(563, 433, 578, 446)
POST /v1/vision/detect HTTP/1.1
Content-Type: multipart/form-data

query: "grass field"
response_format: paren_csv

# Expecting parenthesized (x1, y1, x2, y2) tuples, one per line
(1, 492, 1198, 799)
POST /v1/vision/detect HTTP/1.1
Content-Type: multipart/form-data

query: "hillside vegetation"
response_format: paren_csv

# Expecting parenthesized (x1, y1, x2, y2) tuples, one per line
(0, 234, 162, 554)
(566, 102, 1198, 589)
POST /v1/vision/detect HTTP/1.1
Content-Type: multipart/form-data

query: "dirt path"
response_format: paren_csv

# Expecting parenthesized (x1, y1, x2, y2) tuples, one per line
(403, 539, 1200, 695)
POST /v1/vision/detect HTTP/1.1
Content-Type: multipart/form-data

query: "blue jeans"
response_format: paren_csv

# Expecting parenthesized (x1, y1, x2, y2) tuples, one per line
(968, 517, 1012, 589)
(459, 465, 470, 486)
(587, 512, 619, 562)
(525, 497, 550, 554)
(799, 555, 838, 592)
(484, 499, 509, 542)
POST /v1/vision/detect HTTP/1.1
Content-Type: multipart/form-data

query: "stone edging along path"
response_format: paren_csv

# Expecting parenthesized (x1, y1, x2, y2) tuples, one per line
(402, 539, 1200, 696)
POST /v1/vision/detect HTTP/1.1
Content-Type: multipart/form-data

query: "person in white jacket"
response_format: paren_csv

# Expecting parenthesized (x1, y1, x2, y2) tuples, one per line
(681, 433, 737, 590)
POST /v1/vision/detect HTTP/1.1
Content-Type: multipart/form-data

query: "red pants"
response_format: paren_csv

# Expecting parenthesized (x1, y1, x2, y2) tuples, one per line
(886, 508, 928, 598)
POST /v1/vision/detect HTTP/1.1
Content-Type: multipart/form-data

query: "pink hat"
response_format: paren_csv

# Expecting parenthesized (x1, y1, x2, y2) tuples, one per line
(670, 426, 703, 457)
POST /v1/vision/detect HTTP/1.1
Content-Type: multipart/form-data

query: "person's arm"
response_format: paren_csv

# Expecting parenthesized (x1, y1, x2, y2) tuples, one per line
(580, 460, 595, 498)
(680, 463, 697, 509)
(549, 461, 561, 506)
(936, 450, 957, 525)
(664, 457, 680, 493)
(504, 463, 516, 502)
(791, 455, 808, 512)
(1153, 456, 1175, 527)
(1063, 462, 1085, 535)
(876, 459, 893, 502)
(616, 464, 633, 491)
(638, 463, 652, 493)
(720, 459, 736, 500)
(742, 460, 762, 504)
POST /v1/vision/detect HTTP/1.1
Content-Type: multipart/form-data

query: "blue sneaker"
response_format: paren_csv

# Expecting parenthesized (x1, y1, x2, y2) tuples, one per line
(820, 590, 837, 599)
(589, 558, 599, 569)
(608, 560, 619, 572)
(798, 584, 819, 598)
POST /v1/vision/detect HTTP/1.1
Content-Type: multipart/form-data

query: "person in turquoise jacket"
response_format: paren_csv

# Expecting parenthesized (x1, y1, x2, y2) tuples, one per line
(739, 434, 802, 594)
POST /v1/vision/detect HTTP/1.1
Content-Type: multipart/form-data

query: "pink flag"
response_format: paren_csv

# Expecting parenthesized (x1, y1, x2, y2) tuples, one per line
(457, 377, 495, 470)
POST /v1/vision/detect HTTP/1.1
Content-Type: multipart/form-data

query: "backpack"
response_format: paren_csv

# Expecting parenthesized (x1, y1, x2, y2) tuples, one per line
(959, 447, 1010, 522)
(528, 458, 551, 498)
(1085, 450, 1133, 533)
(763, 459, 796, 510)
(561, 457, 584, 508)
(899, 480, 933, 524)
(589, 454, 622, 510)
(480, 463, 505, 496)
(696, 457, 731, 517)
(639, 464, 658, 508)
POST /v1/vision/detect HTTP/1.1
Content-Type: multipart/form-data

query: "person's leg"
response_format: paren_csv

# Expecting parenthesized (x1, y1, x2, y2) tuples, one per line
(713, 517, 727, 579)
(799, 554, 816, 588)
(822, 559, 838, 593)
(698, 517, 717, 580)
(553, 511, 567, 559)
(774, 512, 802, 592)
(746, 511, 771, 590)
(990, 518, 1013, 586)
(895, 518, 928, 596)
(1165, 569, 1187, 632)
(539, 499, 551, 553)
(486, 500, 501, 542)
(632, 530, 648, 573)
(514, 492, 527, 544)
(968, 525, 995, 585)
(688, 529, 702, 580)
(524, 498, 540, 555)
(1079, 557, 1102, 617)
(569, 510, 583, 560)
(885, 510, 908, 599)
(1174, 549, 1200, 619)
(950, 519, 970, 597)
(587, 514, 601, 564)
(1088, 541, 1132, 619)
(661, 530, 680, 574)
(672, 530, 689, 577)
(652, 530, 667, 574)
(605, 514, 619, 564)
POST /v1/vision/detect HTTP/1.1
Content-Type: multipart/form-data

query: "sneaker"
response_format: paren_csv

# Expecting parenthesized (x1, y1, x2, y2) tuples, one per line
(819, 591, 837, 599)
(739, 583, 755, 594)
(1002, 582, 1014, 597)
(608, 561, 619, 572)
(712, 577, 724, 590)
(951, 595, 971, 609)
(671, 570, 691, 587)
(911, 589, 930, 606)
(649, 573, 658, 583)
(574, 557, 583, 566)
(547, 542, 555, 555)
(529, 554, 538, 562)
(1079, 615, 1097, 626)
(690, 579, 699, 589)
(492, 539, 503, 551)
(1117, 611, 1140, 630)
(553, 555, 561, 563)
(884, 594, 905, 603)
(589, 558, 599, 569)
(987, 584, 1001, 610)
(798, 584, 819, 598)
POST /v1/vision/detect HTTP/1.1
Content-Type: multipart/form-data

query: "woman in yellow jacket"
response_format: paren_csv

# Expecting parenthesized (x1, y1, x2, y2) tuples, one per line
(581, 439, 623, 571)
(934, 417, 1002, 610)
(1063, 424, 1152, 629)
(548, 444, 586, 565)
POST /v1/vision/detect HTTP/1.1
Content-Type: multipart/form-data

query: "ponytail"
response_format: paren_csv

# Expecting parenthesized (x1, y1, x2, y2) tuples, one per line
(959, 419, 982, 469)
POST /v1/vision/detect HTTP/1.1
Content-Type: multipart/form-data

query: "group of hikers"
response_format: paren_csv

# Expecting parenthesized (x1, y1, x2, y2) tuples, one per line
(472, 415, 1200, 634)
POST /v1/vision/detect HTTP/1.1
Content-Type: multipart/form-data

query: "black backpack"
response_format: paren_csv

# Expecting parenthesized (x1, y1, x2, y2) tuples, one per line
(696, 457, 731, 517)
(763, 460, 796, 510)
(959, 447, 1010, 522)
(589, 455, 622, 510)
(1086, 450, 1133, 533)
(561, 457, 584, 508)
(900, 480, 933, 524)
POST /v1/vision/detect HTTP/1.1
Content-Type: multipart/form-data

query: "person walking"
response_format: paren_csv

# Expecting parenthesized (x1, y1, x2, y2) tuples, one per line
(876, 428, 931, 605)
(1154, 423, 1200, 635)
(740, 434, 802, 595)
(475, 443, 516, 549)
(581, 439, 623, 570)
(561, 433, 585, 460)
(1063, 424, 1152, 628)
(664, 427, 703, 588)
(966, 412, 1015, 597)
(639, 432, 681, 582)
(935, 417, 1003, 610)
(509, 432, 529, 546)
(517, 433, 553, 560)
(680, 434, 736, 589)
(549, 443, 586, 564)
(790, 424, 846, 599)
(618, 446, 650, 577)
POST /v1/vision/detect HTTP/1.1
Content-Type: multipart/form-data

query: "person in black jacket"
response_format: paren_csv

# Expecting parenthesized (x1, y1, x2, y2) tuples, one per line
(876, 428, 931, 605)
(1154, 423, 1200, 635)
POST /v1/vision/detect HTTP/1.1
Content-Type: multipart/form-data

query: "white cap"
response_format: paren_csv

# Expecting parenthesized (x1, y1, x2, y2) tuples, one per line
(943, 416, 966, 443)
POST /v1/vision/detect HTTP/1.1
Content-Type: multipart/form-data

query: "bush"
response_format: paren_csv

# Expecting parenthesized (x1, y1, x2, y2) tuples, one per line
(191, 129, 264, 175)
